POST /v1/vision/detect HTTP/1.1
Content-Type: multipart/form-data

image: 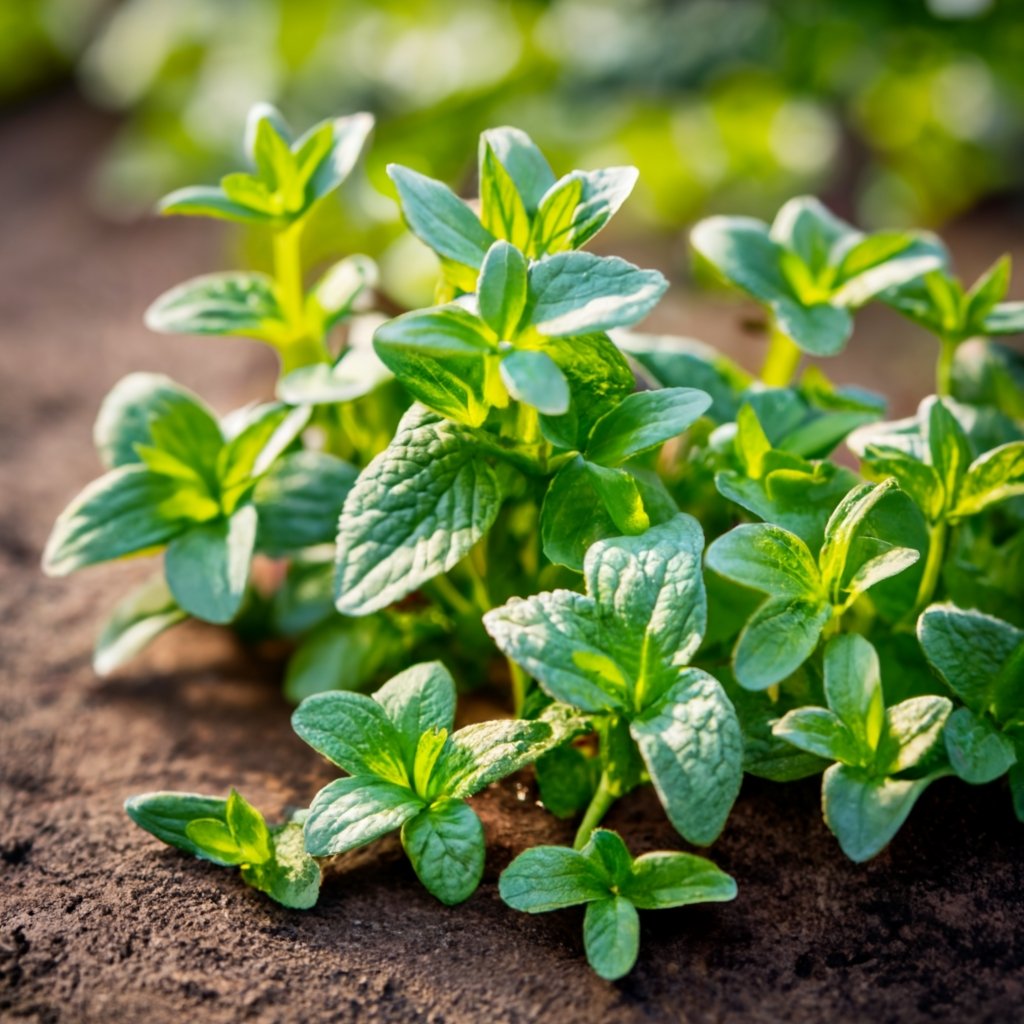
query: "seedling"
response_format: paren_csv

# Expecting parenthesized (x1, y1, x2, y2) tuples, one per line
(125, 789, 320, 909)
(292, 662, 560, 904)
(773, 634, 952, 861)
(500, 828, 736, 980)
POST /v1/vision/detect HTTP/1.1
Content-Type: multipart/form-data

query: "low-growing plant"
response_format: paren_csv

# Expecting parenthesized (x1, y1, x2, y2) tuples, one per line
(46, 106, 1024, 981)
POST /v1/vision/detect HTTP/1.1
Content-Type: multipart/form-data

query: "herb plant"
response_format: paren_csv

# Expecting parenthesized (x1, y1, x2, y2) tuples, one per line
(46, 106, 1024, 981)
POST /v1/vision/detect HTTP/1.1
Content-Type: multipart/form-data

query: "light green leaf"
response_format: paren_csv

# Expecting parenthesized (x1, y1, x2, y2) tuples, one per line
(585, 388, 711, 466)
(584, 462, 651, 536)
(944, 707, 1016, 784)
(527, 253, 667, 336)
(953, 442, 1024, 518)
(565, 167, 640, 249)
(373, 661, 458, 756)
(291, 690, 408, 783)
(583, 896, 640, 981)
(401, 799, 485, 905)
(927, 397, 972, 510)
(630, 669, 743, 845)
(819, 479, 900, 594)
(158, 185, 273, 225)
(301, 111, 374, 205)
(822, 764, 936, 863)
(623, 851, 737, 910)
(529, 174, 584, 256)
(412, 729, 448, 799)
(499, 846, 609, 912)
(844, 547, 920, 603)
(225, 789, 273, 864)
(43, 465, 197, 576)
(217, 403, 311, 505)
(691, 215, 791, 303)
(823, 634, 885, 755)
(771, 707, 861, 765)
(770, 196, 855, 275)
(164, 505, 257, 623)
(479, 127, 555, 214)
(304, 776, 423, 857)
(335, 406, 504, 614)
(261, 822, 321, 910)
(983, 301, 1024, 335)
(879, 696, 951, 774)
(478, 241, 528, 339)
(500, 349, 570, 415)
(705, 523, 823, 600)
(435, 719, 553, 799)
(373, 305, 496, 427)
(93, 575, 187, 676)
(388, 164, 495, 271)
(305, 254, 376, 336)
(185, 819, 246, 865)
(125, 791, 230, 863)
(479, 142, 531, 250)
(733, 597, 832, 691)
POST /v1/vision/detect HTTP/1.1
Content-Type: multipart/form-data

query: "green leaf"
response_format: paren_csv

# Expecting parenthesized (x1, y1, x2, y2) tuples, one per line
(412, 729, 449, 798)
(823, 634, 885, 755)
(983, 301, 1024, 336)
(291, 690, 408, 784)
(965, 255, 1011, 327)
(770, 196, 854, 276)
(304, 254, 377, 337)
(583, 897, 640, 981)
(584, 463, 651, 536)
(535, 745, 598, 818)
(373, 661, 458, 757)
(217, 403, 311, 505)
(705, 523, 823, 600)
(260, 822, 321, 910)
(630, 669, 743, 845)
(500, 349, 570, 415)
(388, 164, 495, 271)
(733, 597, 832, 691)
(832, 239, 942, 309)
(927, 397, 972, 510)
(479, 127, 555, 214)
(125, 791, 229, 862)
(862, 446, 943, 523)
(435, 719, 553, 799)
(335, 406, 504, 615)
(304, 776, 423, 857)
(43, 466, 197, 576)
(564, 167, 640, 249)
(879, 696, 951, 774)
(691, 215, 791, 304)
(373, 305, 496, 427)
(953, 442, 1024, 518)
(771, 707, 860, 764)
(478, 241, 528, 338)
(529, 174, 584, 256)
(301, 111, 374, 205)
(771, 299, 853, 357)
(584, 388, 711, 467)
(93, 373, 223, 472)
(158, 185, 274, 225)
(401, 798, 485, 905)
(818, 479, 900, 596)
(479, 142, 531, 250)
(944, 707, 1016, 784)
(164, 505, 257, 624)
(93, 575, 186, 676)
(581, 829, 633, 888)
(499, 846, 609, 912)
(623, 851, 737, 910)
(918, 603, 1023, 711)
(527, 253, 667, 336)
(224, 789, 273, 864)
(822, 764, 936, 863)
(278, 333, 392, 406)
(253, 451, 358, 556)
(145, 272, 286, 341)
(185, 819, 246, 865)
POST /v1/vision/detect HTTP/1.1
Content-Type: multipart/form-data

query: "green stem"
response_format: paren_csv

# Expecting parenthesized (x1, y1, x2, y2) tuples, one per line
(272, 220, 329, 374)
(913, 518, 948, 615)
(508, 661, 529, 717)
(761, 321, 802, 387)
(573, 772, 616, 850)
(936, 336, 957, 397)
(428, 574, 476, 618)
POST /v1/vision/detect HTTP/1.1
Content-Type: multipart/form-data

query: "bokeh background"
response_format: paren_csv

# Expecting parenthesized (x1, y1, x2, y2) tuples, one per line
(3, 0, 1024, 386)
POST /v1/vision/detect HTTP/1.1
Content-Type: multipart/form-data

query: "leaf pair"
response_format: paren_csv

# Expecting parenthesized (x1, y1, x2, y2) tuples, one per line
(390, 126, 638, 292)
(43, 373, 319, 623)
(485, 516, 744, 845)
(159, 104, 373, 227)
(692, 196, 943, 357)
(773, 634, 951, 861)
(374, 240, 666, 427)
(125, 790, 320, 909)
(852, 396, 1024, 523)
(500, 829, 736, 980)
(706, 479, 920, 689)
(292, 662, 556, 904)
(885, 251, 1024, 345)
(918, 604, 1022, 807)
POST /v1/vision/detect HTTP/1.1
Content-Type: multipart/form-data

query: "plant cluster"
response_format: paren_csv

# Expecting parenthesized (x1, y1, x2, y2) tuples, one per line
(45, 106, 1024, 980)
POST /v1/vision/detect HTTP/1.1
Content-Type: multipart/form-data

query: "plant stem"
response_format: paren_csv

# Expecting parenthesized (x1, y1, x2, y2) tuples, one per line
(272, 220, 329, 373)
(573, 772, 616, 850)
(913, 518, 948, 615)
(936, 335, 957, 397)
(429, 574, 476, 618)
(508, 660, 529, 717)
(761, 321, 802, 387)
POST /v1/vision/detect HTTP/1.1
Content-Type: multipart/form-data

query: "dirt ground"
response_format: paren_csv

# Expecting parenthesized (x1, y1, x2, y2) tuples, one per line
(2, 96, 1023, 1024)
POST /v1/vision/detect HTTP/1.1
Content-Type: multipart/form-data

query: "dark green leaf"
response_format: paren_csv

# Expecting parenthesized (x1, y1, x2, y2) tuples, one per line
(583, 896, 640, 981)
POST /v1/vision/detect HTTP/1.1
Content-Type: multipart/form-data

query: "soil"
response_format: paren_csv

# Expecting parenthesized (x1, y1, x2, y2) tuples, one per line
(2, 95, 1023, 1024)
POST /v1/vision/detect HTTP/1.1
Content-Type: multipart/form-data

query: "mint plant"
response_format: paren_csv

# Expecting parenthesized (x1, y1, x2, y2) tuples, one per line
(46, 109, 1024, 981)
(125, 789, 320, 909)
(292, 662, 560, 904)
(499, 829, 736, 980)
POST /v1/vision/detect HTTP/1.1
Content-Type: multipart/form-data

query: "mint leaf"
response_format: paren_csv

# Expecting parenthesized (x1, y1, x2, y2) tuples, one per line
(583, 896, 640, 981)
(478, 241, 528, 338)
(435, 719, 554, 799)
(400, 798, 485, 905)
(499, 846, 608, 912)
(705, 523, 823, 599)
(500, 349, 570, 415)
(93, 575, 186, 676)
(623, 851, 737, 910)
(944, 707, 1017, 785)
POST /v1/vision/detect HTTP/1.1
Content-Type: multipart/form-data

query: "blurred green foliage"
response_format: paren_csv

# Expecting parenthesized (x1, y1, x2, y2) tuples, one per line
(3, 0, 1023, 241)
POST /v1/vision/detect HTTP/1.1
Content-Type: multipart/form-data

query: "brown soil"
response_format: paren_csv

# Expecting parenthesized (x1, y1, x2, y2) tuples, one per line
(2, 96, 1023, 1024)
